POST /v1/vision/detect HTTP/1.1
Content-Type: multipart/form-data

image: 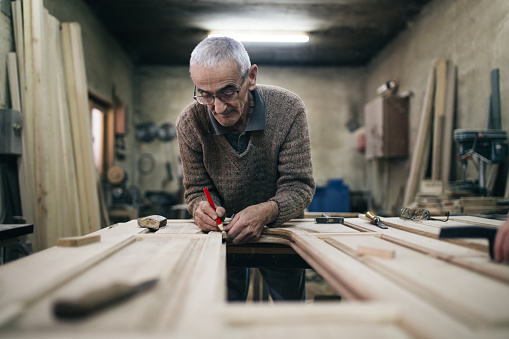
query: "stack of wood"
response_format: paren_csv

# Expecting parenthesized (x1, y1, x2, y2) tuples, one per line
(403, 59, 457, 211)
(7, 0, 101, 250)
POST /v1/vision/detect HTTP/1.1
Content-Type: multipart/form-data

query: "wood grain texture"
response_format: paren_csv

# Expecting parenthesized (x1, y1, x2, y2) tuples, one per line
(1, 218, 508, 338)
(56, 234, 101, 247)
(404, 61, 437, 206)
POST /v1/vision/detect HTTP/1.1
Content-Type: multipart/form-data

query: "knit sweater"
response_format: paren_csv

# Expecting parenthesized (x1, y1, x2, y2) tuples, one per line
(176, 84, 315, 226)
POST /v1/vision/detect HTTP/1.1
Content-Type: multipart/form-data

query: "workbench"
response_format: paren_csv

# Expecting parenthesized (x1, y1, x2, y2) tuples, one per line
(1, 215, 508, 338)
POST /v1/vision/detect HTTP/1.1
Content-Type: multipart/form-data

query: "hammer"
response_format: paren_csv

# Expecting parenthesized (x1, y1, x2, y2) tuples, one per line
(137, 215, 167, 231)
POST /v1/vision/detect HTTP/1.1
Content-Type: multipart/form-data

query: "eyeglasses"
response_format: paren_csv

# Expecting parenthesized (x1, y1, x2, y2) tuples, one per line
(398, 208, 449, 222)
(193, 71, 248, 105)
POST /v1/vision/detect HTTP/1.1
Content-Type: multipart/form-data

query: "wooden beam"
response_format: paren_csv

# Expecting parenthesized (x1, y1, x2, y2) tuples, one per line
(56, 234, 101, 247)
(7, 53, 21, 111)
(61, 22, 101, 235)
(432, 58, 448, 181)
(441, 62, 456, 185)
(404, 61, 437, 206)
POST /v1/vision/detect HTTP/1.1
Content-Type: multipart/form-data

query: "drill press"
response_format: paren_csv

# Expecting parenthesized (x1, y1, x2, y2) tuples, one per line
(453, 129, 508, 196)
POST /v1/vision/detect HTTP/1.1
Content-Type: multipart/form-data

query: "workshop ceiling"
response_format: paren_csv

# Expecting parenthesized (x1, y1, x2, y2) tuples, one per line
(84, 0, 432, 67)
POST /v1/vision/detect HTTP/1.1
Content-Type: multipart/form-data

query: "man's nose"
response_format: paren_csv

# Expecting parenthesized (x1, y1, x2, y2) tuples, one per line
(213, 97, 227, 113)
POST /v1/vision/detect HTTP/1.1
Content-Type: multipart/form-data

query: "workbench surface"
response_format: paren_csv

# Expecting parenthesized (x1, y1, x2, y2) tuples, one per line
(0, 216, 508, 338)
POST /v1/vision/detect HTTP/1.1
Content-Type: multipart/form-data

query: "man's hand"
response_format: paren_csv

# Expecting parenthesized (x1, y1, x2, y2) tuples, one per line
(495, 218, 509, 262)
(225, 201, 278, 244)
(194, 200, 225, 232)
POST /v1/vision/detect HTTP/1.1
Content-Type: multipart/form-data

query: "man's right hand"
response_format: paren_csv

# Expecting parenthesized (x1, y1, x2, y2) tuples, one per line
(194, 200, 225, 232)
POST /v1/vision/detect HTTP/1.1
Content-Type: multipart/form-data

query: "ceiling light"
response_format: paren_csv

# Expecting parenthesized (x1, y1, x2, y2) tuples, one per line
(208, 32, 309, 43)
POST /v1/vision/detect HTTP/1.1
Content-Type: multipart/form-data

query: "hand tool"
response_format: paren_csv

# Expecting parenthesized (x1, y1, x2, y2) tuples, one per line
(203, 188, 224, 231)
(439, 226, 497, 259)
(53, 278, 158, 319)
(315, 213, 344, 224)
(137, 215, 167, 231)
(365, 211, 389, 229)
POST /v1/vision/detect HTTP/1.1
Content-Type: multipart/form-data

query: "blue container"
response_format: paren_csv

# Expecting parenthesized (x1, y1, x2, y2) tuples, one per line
(307, 179, 350, 212)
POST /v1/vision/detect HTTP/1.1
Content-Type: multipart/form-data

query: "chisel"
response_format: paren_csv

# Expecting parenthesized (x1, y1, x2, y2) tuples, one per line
(53, 278, 158, 319)
(315, 213, 344, 224)
(365, 211, 389, 229)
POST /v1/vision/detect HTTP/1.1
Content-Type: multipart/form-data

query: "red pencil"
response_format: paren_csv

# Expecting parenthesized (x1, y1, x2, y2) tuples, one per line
(203, 188, 224, 231)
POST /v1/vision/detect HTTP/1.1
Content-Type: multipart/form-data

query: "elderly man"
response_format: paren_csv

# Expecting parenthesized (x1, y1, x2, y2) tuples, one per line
(176, 37, 315, 301)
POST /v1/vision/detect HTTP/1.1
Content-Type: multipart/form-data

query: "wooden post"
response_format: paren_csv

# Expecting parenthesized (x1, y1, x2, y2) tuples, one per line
(403, 61, 437, 206)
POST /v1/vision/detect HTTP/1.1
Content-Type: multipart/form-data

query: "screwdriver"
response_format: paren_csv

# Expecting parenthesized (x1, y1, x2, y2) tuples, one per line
(365, 211, 389, 229)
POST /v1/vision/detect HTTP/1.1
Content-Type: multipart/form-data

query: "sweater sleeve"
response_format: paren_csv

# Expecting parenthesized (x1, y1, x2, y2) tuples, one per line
(176, 105, 221, 217)
(268, 103, 315, 226)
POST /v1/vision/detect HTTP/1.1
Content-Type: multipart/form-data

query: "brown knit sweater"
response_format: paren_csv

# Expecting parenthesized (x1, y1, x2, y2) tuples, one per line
(176, 84, 315, 226)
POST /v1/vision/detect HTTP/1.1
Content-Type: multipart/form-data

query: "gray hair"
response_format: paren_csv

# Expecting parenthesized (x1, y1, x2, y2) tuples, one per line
(190, 37, 251, 75)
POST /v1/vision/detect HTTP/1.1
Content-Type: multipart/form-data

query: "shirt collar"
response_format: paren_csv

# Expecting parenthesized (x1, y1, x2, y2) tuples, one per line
(207, 87, 266, 135)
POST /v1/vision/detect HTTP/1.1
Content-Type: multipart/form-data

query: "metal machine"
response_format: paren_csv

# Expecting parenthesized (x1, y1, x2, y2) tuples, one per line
(453, 129, 508, 195)
(107, 166, 139, 207)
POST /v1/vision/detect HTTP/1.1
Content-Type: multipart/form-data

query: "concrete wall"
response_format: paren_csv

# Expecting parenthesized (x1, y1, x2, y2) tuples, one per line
(365, 0, 509, 214)
(134, 65, 367, 201)
(134, 66, 193, 195)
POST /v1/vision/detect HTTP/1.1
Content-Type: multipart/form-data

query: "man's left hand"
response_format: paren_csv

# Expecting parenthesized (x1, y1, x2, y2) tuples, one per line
(225, 202, 278, 244)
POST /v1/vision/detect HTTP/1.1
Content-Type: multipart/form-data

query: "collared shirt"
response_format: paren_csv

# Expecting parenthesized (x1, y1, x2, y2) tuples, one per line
(207, 87, 266, 154)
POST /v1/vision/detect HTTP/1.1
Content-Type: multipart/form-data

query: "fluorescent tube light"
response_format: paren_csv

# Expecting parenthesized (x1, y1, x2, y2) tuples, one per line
(208, 32, 309, 43)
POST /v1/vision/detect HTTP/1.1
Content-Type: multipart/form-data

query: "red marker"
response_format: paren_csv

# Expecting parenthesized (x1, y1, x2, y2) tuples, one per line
(203, 188, 224, 231)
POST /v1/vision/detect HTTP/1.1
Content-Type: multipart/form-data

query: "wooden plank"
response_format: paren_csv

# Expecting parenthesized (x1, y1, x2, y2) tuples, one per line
(357, 245, 395, 259)
(326, 235, 509, 326)
(0, 221, 147, 328)
(37, 237, 200, 331)
(441, 62, 456, 184)
(404, 61, 437, 206)
(3, 220, 506, 338)
(7, 53, 21, 111)
(29, 0, 51, 250)
(48, 13, 82, 241)
(285, 231, 475, 339)
(11, 1, 25, 111)
(16, 0, 37, 241)
(432, 58, 448, 181)
(448, 215, 503, 228)
(356, 215, 490, 253)
(61, 22, 101, 235)
(344, 217, 509, 284)
(56, 234, 101, 247)
(172, 232, 225, 337)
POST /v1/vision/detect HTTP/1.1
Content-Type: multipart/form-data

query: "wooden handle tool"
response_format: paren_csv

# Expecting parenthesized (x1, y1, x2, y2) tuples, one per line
(365, 211, 389, 229)
(137, 215, 167, 231)
(53, 278, 158, 319)
(315, 213, 344, 224)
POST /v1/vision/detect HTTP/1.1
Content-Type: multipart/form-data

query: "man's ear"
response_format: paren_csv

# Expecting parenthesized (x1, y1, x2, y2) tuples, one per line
(247, 64, 258, 91)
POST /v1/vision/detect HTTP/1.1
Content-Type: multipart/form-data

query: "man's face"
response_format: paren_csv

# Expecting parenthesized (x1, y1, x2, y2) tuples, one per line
(191, 61, 256, 132)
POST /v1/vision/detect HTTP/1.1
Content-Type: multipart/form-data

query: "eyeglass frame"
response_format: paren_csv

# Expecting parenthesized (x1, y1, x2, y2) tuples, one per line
(398, 207, 449, 222)
(193, 70, 249, 105)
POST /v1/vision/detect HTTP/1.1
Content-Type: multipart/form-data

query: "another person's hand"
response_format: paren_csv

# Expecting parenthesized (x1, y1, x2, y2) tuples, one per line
(194, 200, 225, 232)
(225, 202, 278, 244)
(495, 217, 509, 262)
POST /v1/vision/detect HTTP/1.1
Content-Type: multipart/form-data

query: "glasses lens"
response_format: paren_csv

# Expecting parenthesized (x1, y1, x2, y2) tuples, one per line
(398, 208, 412, 220)
(413, 209, 430, 220)
(217, 91, 238, 103)
(195, 95, 213, 105)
